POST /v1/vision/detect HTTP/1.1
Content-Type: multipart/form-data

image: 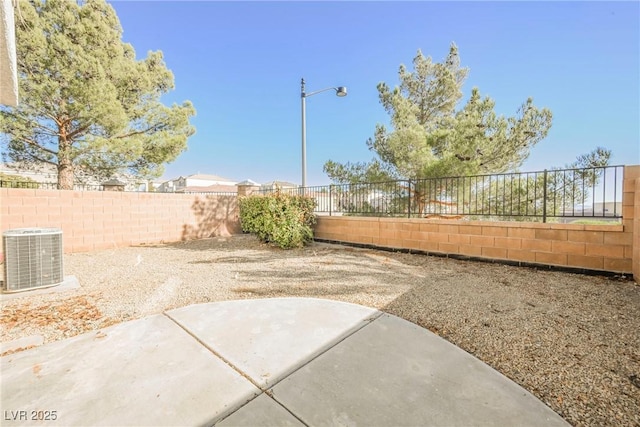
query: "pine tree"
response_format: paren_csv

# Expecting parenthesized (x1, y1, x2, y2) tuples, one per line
(324, 44, 611, 218)
(0, 0, 196, 189)
(324, 43, 556, 183)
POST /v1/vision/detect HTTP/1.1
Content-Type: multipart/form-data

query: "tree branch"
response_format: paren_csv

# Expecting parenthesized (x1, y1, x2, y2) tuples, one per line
(67, 123, 92, 140)
(2, 109, 59, 136)
(114, 123, 165, 139)
(26, 152, 57, 166)
(17, 136, 59, 157)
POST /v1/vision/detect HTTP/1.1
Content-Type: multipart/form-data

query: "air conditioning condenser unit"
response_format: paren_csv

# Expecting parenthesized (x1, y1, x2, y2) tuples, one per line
(2, 228, 64, 293)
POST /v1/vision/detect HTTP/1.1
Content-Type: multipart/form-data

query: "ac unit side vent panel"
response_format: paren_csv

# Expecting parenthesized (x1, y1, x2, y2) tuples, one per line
(3, 228, 64, 292)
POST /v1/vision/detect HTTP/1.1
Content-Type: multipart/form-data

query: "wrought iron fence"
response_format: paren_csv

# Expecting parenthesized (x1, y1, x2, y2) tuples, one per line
(0, 181, 105, 191)
(258, 165, 624, 223)
(0, 179, 243, 194)
(2, 165, 625, 222)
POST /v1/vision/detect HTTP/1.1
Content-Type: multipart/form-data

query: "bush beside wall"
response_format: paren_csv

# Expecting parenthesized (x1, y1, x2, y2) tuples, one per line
(239, 192, 316, 249)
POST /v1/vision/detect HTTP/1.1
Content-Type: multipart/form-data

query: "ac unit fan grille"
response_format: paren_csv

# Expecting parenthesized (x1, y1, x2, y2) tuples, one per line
(3, 228, 64, 292)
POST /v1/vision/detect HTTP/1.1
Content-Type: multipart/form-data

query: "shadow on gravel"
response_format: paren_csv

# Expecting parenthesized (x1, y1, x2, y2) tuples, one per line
(165, 237, 412, 273)
(238, 268, 399, 282)
(188, 256, 276, 265)
(189, 252, 386, 266)
(231, 284, 393, 297)
(160, 237, 308, 264)
(159, 236, 415, 289)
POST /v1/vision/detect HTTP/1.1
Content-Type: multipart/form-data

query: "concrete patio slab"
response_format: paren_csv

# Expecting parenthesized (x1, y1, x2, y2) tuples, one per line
(216, 393, 304, 427)
(271, 313, 569, 426)
(166, 298, 381, 388)
(1, 298, 570, 426)
(0, 314, 259, 426)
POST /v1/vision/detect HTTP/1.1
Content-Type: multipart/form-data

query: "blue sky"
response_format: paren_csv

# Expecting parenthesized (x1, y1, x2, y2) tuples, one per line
(110, 1, 639, 185)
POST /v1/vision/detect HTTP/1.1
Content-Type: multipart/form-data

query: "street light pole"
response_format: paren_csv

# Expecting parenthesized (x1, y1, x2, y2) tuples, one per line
(300, 78, 347, 189)
(301, 78, 307, 189)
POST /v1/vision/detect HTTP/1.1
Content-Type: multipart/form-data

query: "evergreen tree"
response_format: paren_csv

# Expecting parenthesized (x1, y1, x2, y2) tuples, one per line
(0, 0, 196, 189)
(324, 44, 560, 183)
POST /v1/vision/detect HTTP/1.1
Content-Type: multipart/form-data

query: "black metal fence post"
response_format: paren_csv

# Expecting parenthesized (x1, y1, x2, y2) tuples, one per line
(542, 169, 548, 223)
(407, 180, 412, 218)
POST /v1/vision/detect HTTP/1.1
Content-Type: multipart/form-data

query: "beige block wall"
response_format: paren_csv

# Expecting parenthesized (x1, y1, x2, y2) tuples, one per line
(315, 165, 639, 276)
(1, 165, 637, 278)
(632, 170, 640, 281)
(315, 217, 632, 273)
(0, 188, 240, 255)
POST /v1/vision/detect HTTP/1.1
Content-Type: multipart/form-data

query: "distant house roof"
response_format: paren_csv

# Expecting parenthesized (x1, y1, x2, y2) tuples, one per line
(102, 178, 126, 186)
(178, 184, 238, 194)
(236, 179, 260, 186)
(261, 180, 298, 188)
(187, 173, 236, 183)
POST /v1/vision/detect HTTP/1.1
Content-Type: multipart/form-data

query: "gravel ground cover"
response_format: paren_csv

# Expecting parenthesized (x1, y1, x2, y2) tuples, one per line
(1, 234, 639, 426)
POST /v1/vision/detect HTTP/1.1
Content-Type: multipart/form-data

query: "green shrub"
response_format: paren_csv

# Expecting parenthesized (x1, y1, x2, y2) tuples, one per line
(239, 191, 317, 249)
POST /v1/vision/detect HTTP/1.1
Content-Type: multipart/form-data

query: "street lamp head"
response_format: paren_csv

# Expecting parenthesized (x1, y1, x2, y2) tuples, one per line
(300, 80, 347, 189)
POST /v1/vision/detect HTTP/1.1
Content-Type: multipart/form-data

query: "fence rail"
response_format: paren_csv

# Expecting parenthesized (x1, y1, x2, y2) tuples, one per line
(259, 166, 624, 223)
(2, 165, 625, 222)
(0, 181, 239, 194)
(0, 181, 106, 191)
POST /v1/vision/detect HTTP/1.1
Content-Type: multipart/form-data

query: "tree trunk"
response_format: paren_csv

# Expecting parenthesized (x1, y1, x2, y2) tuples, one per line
(57, 127, 74, 190)
(58, 161, 74, 190)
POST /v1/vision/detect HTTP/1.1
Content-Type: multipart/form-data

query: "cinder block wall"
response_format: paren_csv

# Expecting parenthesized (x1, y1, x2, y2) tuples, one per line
(0, 189, 239, 255)
(1, 166, 638, 279)
(316, 165, 639, 277)
(632, 170, 640, 281)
